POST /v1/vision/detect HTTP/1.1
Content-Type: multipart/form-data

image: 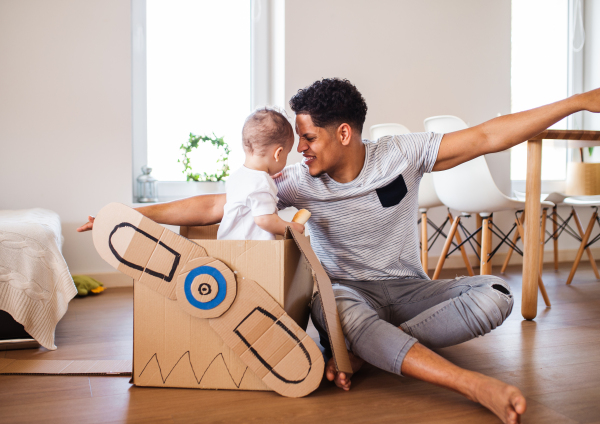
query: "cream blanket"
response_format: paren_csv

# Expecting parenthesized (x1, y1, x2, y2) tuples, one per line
(0, 209, 77, 350)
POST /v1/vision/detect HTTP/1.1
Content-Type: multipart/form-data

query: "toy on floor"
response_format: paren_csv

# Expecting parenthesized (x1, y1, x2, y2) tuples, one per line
(72, 275, 105, 296)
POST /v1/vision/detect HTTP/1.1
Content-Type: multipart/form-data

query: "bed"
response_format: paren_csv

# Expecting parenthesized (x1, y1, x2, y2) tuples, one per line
(0, 208, 77, 350)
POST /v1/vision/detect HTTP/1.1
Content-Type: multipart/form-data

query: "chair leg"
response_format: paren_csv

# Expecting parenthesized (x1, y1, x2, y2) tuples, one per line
(539, 208, 548, 276)
(448, 212, 474, 277)
(567, 210, 598, 285)
(480, 216, 491, 275)
(432, 216, 460, 280)
(476, 214, 483, 258)
(572, 208, 600, 279)
(552, 206, 559, 271)
(538, 274, 551, 307)
(421, 211, 428, 275)
(515, 217, 551, 306)
(501, 213, 525, 274)
(485, 215, 493, 274)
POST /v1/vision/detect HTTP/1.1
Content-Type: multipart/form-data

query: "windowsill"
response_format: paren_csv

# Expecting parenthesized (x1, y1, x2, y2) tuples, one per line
(133, 180, 226, 204)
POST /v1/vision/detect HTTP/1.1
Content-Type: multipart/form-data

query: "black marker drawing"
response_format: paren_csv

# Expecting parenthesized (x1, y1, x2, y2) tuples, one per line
(109, 222, 181, 282)
(234, 307, 312, 384)
(139, 351, 249, 388)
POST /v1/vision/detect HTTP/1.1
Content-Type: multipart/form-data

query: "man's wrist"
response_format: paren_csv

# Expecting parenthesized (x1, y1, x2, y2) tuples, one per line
(567, 92, 586, 114)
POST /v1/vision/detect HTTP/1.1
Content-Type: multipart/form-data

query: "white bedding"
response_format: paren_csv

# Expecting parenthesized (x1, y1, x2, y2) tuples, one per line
(0, 209, 77, 350)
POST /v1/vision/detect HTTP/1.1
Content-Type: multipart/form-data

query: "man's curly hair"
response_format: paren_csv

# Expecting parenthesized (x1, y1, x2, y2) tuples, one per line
(289, 78, 368, 133)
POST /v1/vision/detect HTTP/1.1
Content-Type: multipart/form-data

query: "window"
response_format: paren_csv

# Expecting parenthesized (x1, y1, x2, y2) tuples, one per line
(146, 0, 250, 182)
(510, 0, 569, 182)
(132, 0, 284, 201)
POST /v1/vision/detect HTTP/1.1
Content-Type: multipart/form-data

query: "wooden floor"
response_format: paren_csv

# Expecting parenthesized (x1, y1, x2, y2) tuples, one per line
(1, 263, 600, 424)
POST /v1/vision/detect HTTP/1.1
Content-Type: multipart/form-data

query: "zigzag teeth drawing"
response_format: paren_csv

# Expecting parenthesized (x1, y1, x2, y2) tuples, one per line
(138, 351, 248, 388)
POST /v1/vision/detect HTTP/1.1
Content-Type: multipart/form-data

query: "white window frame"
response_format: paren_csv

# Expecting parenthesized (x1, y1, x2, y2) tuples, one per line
(510, 0, 585, 195)
(131, 0, 285, 203)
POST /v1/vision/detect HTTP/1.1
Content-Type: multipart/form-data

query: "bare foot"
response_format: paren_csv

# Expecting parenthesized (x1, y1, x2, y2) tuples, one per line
(324, 352, 364, 391)
(471, 374, 527, 424)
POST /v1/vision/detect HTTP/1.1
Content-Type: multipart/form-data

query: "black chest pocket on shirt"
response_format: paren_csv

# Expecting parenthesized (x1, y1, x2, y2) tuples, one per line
(376, 174, 408, 207)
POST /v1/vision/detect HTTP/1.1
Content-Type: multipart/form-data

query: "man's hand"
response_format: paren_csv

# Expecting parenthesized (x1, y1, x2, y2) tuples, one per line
(75, 194, 227, 235)
(76, 216, 95, 232)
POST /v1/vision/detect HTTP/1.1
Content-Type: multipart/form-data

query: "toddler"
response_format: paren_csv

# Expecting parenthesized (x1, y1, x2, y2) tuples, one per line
(217, 108, 304, 240)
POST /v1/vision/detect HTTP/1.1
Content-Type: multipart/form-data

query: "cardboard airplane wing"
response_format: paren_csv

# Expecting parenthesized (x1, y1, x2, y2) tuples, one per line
(92, 203, 324, 398)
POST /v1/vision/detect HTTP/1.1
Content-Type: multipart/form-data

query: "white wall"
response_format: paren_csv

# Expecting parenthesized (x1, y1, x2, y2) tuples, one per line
(4, 0, 585, 274)
(0, 0, 132, 274)
(285, 0, 511, 138)
(285, 0, 513, 259)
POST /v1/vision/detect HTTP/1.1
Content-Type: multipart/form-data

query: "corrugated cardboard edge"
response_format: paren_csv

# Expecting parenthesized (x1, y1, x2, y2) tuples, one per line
(0, 358, 132, 376)
(285, 228, 353, 376)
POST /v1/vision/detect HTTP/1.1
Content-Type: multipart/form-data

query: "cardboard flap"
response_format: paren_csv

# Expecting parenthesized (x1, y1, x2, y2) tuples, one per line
(285, 227, 353, 376)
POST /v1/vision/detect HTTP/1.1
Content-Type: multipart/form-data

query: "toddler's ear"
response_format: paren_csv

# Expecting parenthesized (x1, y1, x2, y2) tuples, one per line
(274, 146, 284, 162)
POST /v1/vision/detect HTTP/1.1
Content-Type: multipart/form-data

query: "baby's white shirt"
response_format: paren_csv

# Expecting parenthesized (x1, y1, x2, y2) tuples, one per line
(217, 166, 278, 240)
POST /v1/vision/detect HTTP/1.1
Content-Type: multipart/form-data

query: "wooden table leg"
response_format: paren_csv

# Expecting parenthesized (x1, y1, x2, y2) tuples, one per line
(516, 217, 550, 307)
(522, 139, 542, 320)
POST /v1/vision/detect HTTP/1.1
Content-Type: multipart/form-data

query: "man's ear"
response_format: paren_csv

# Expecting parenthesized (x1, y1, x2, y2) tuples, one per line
(338, 123, 352, 146)
(274, 146, 284, 162)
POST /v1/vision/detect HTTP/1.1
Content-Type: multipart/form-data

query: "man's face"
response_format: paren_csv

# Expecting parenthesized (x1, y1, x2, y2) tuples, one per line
(295, 114, 341, 177)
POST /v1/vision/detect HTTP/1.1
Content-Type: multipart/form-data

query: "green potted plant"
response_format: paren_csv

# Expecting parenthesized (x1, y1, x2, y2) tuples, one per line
(179, 132, 229, 193)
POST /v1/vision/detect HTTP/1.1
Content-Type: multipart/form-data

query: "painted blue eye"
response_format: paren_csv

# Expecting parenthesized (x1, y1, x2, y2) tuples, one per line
(184, 266, 227, 310)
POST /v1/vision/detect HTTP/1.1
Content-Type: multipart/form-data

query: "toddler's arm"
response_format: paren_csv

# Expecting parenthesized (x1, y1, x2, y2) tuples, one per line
(254, 213, 304, 236)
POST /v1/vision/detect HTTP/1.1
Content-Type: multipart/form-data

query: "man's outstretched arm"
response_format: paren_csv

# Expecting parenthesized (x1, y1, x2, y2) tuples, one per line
(76, 193, 227, 232)
(432, 87, 600, 171)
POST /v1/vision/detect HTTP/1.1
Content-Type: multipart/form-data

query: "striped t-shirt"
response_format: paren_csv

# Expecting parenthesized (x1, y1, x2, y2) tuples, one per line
(276, 132, 443, 282)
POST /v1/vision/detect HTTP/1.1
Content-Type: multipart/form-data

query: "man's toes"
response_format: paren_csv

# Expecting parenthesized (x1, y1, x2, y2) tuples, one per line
(505, 408, 517, 424)
(513, 395, 527, 414)
(325, 360, 336, 381)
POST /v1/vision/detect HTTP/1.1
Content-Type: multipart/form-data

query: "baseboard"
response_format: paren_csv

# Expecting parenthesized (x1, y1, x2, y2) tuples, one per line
(426, 247, 600, 271)
(87, 272, 133, 288)
(86, 247, 600, 281)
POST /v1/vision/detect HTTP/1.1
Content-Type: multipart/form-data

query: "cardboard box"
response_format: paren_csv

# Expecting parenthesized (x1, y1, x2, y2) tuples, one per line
(91, 203, 351, 397)
(132, 224, 315, 391)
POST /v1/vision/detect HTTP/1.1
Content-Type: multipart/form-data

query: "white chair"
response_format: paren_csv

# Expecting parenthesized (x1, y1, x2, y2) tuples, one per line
(424, 115, 553, 305)
(508, 190, 600, 281)
(370, 123, 473, 276)
(562, 196, 600, 285)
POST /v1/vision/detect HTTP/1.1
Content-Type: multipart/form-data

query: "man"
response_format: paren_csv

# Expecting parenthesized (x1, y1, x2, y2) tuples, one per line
(79, 78, 600, 424)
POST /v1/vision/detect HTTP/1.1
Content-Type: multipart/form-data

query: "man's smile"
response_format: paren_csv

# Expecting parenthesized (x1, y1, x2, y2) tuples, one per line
(303, 154, 316, 165)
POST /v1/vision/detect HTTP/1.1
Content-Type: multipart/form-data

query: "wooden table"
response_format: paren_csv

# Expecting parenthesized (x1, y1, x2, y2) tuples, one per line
(522, 129, 600, 320)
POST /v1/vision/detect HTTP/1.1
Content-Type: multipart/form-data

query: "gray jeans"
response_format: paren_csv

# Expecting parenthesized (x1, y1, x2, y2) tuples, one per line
(311, 275, 514, 376)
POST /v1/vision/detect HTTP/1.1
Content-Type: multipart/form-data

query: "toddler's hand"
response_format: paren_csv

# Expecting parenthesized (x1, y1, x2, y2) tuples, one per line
(290, 222, 305, 234)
